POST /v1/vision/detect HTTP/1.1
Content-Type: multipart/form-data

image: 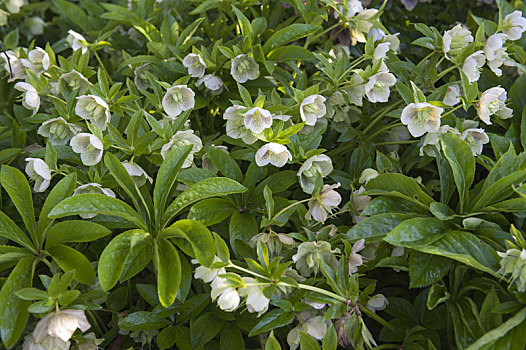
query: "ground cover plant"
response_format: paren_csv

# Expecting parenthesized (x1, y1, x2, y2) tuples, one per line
(1, 0, 526, 349)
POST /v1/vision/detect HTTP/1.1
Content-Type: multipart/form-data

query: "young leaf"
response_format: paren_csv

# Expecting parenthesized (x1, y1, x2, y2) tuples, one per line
(154, 238, 181, 308)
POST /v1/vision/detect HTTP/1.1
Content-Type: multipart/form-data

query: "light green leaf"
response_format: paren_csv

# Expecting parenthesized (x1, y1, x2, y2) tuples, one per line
(346, 213, 417, 242)
(47, 244, 96, 285)
(0, 211, 35, 252)
(409, 251, 452, 288)
(45, 220, 111, 247)
(265, 331, 282, 350)
(263, 24, 320, 52)
(467, 307, 526, 350)
(187, 198, 236, 226)
(154, 238, 181, 308)
(365, 173, 434, 208)
(164, 219, 215, 267)
(384, 217, 451, 247)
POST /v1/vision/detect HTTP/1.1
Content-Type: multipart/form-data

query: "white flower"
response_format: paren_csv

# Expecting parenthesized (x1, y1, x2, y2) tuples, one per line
(346, 73, 366, 106)
(443, 84, 461, 106)
(23, 333, 69, 350)
(193, 257, 226, 283)
(349, 239, 365, 274)
(359, 168, 379, 184)
(460, 128, 489, 155)
(351, 187, 371, 223)
(182, 53, 206, 78)
(366, 294, 388, 312)
(502, 11, 526, 41)
(38, 117, 82, 146)
(2, 50, 25, 81)
(365, 72, 396, 103)
(239, 277, 270, 314)
(67, 30, 89, 54)
(255, 143, 292, 167)
(224, 105, 258, 144)
(27, 16, 46, 36)
(349, 9, 378, 45)
(442, 24, 473, 60)
(373, 42, 390, 62)
(485, 34, 508, 76)
(344, 0, 364, 18)
(32, 310, 90, 344)
(133, 63, 154, 90)
(75, 95, 111, 131)
(162, 85, 195, 119)
(0, 9, 8, 26)
(60, 70, 91, 93)
(300, 95, 327, 126)
(297, 154, 333, 194)
(25, 158, 51, 192)
(243, 107, 273, 133)
(230, 54, 259, 83)
(70, 133, 104, 166)
(196, 74, 223, 94)
(5, 0, 23, 13)
(401, 102, 443, 137)
(306, 184, 342, 223)
(462, 50, 485, 84)
(122, 161, 152, 186)
(211, 277, 240, 312)
(22, 47, 50, 76)
(14, 82, 40, 115)
(73, 183, 116, 219)
(160, 130, 202, 167)
(477, 86, 513, 124)
(420, 125, 460, 157)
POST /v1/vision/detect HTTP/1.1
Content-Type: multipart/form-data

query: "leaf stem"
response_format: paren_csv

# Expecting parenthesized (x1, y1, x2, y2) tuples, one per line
(359, 304, 397, 333)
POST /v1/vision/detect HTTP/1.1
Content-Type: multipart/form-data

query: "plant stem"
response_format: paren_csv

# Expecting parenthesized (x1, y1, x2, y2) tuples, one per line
(228, 263, 268, 280)
(375, 140, 418, 146)
(362, 100, 404, 135)
(365, 122, 404, 142)
(435, 65, 457, 81)
(272, 198, 310, 221)
(359, 304, 397, 333)
(441, 104, 463, 118)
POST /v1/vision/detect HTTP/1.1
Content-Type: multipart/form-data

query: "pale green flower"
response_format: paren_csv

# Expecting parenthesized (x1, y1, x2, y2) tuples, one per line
(38, 117, 82, 146)
(32, 310, 91, 343)
(442, 24, 473, 60)
(498, 249, 526, 292)
(75, 95, 111, 131)
(477, 87, 513, 125)
(365, 72, 396, 103)
(460, 128, 489, 156)
(60, 70, 91, 94)
(27, 16, 46, 35)
(306, 184, 342, 223)
(182, 53, 206, 78)
(239, 277, 270, 314)
(462, 50, 485, 84)
(366, 294, 388, 312)
(211, 277, 240, 312)
(255, 143, 292, 167)
(300, 94, 327, 126)
(224, 105, 257, 144)
(196, 74, 223, 94)
(15, 82, 40, 115)
(67, 30, 89, 54)
(484, 34, 509, 77)
(292, 241, 339, 277)
(122, 161, 152, 186)
(21, 47, 49, 76)
(243, 107, 272, 133)
(502, 11, 526, 41)
(230, 54, 259, 83)
(297, 154, 333, 194)
(25, 158, 51, 192)
(443, 84, 460, 106)
(160, 130, 202, 167)
(401, 102, 443, 137)
(70, 133, 104, 166)
(162, 85, 195, 119)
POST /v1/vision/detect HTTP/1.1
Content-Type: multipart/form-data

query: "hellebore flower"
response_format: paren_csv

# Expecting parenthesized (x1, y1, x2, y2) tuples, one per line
(485, 34, 509, 77)
(443, 84, 461, 106)
(305, 184, 342, 223)
(292, 241, 339, 277)
(364, 72, 396, 103)
(502, 11, 526, 41)
(462, 50, 485, 84)
(297, 154, 333, 194)
(70, 133, 104, 166)
(349, 239, 365, 274)
(231, 54, 259, 83)
(32, 310, 90, 344)
(442, 24, 473, 60)
(300, 94, 327, 126)
(239, 277, 270, 314)
(162, 85, 195, 119)
(182, 53, 206, 78)
(401, 102, 443, 137)
(460, 128, 489, 156)
(14, 82, 40, 115)
(255, 143, 292, 167)
(243, 107, 273, 133)
(160, 129, 203, 167)
(477, 86, 513, 124)
(25, 158, 51, 192)
(75, 95, 111, 131)
(73, 183, 116, 219)
(224, 105, 258, 144)
(67, 30, 89, 53)
(196, 74, 223, 94)
(38, 117, 82, 146)
(122, 161, 152, 186)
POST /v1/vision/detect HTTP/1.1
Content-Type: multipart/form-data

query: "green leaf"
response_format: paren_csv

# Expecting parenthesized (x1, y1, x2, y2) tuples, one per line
(98, 229, 149, 291)
(120, 311, 171, 331)
(48, 194, 147, 231)
(346, 213, 417, 242)
(0, 256, 34, 348)
(38, 173, 77, 241)
(190, 312, 225, 348)
(157, 325, 178, 349)
(248, 309, 294, 336)
(322, 323, 337, 350)
(45, 220, 111, 247)
(154, 238, 181, 308)
(15, 288, 48, 301)
(267, 45, 314, 61)
(204, 145, 243, 183)
(162, 177, 247, 226)
(187, 198, 236, 226)
(409, 251, 452, 288)
(53, 0, 92, 32)
(153, 145, 193, 225)
(384, 217, 451, 248)
(426, 284, 450, 310)
(120, 234, 155, 282)
(220, 323, 245, 350)
(299, 331, 321, 350)
(1, 165, 37, 246)
(229, 211, 258, 256)
(0, 210, 35, 252)
(263, 24, 320, 52)
(365, 173, 434, 208)
(265, 331, 282, 350)
(439, 133, 475, 212)
(165, 219, 215, 267)
(47, 244, 96, 285)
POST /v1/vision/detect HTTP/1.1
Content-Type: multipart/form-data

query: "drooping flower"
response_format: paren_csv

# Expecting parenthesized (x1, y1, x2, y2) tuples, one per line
(292, 241, 339, 277)
(38, 117, 82, 146)
(297, 154, 333, 194)
(60, 70, 91, 94)
(196, 74, 223, 94)
(224, 105, 258, 144)
(401, 102, 443, 137)
(305, 183, 342, 223)
(485, 34, 509, 76)
(210, 277, 241, 312)
(193, 257, 226, 283)
(238, 277, 270, 314)
(460, 128, 489, 156)
(70, 133, 104, 166)
(287, 314, 328, 350)
(300, 95, 327, 126)
(14, 82, 40, 115)
(27, 16, 46, 36)
(162, 85, 195, 119)
(359, 168, 378, 184)
(75, 95, 111, 131)
(230, 54, 259, 83)
(23, 333, 70, 350)
(349, 239, 365, 274)
(2, 50, 25, 81)
(70, 332, 103, 350)
(25, 158, 51, 192)
(349, 9, 378, 45)
(502, 11, 526, 41)
(255, 143, 292, 167)
(346, 73, 366, 106)
(443, 84, 461, 106)
(182, 53, 206, 78)
(133, 63, 154, 90)
(373, 42, 390, 63)
(365, 72, 396, 103)
(462, 50, 485, 84)
(160, 129, 203, 167)
(344, 0, 364, 18)
(32, 310, 91, 344)
(122, 161, 152, 186)
(498, 248, 526, 292)
(350, 186, 371, 223)
(243, 107, 273, 133)
(442, 24, 473, 60)
(67, 30, 89, 54)
(22, 47, 49, 76)
(366, 294, 388, 312)
(477, 86, 513, 124)
(73, 183, 116, 219)
(250, 231, 295, 257)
